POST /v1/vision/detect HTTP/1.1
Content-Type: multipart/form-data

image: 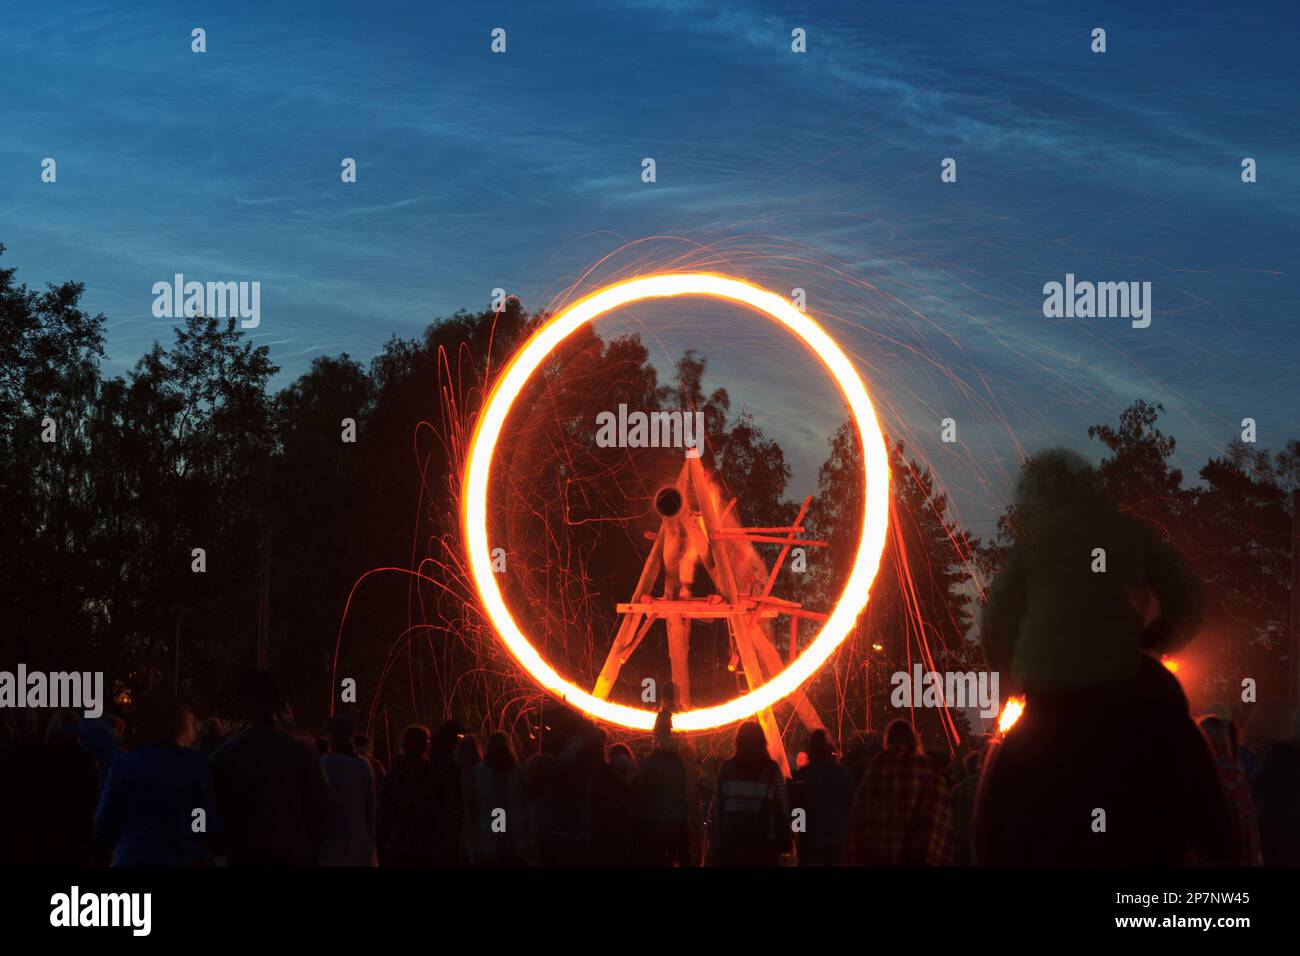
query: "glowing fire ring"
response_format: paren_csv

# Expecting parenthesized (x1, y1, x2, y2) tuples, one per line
(463, 273, 890, 731)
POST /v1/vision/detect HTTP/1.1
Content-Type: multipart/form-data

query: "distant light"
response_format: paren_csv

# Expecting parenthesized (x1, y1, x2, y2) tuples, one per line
(871, 643, 884, 653)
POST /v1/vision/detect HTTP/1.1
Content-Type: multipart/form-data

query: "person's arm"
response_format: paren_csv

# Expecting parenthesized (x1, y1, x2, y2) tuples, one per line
(704, 772, 724, 866)
(364, 762, 377, 845)
(969, 739, 1002, 866)
(305, 752, 335, 849)
(92, 757, 126, 850)
(1176, 718, 1236, 863)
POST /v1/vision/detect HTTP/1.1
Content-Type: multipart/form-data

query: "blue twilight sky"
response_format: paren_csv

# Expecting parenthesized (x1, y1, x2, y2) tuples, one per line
(2, 0, 1297, 528)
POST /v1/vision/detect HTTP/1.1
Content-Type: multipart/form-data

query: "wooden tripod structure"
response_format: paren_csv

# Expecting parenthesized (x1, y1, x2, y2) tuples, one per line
(592, 456, 827, 777)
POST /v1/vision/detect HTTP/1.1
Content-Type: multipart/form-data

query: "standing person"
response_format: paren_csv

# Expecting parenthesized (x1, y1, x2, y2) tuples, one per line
(637, 710, 690, 866)
(706, 721, 790, 866)
(1197, 716, 1262, 866)
(545, 719, 599, 866)
(429, 720, 465, 865)
(210, 670, 333, 866)
(1251, 708, 1300, 865)
(319, 716, 378, 866)
(468, 732, 526, 865)
(973, 450, 1233, 866)
(591, 740, 637, 866)
(94, 688, 219, 866)
(847, 719, 955, 867)
(455, 733, 483, 863)
(379, 725, 438, 866)
(790, 729, 854, 866)
(22, 711, 101, 865)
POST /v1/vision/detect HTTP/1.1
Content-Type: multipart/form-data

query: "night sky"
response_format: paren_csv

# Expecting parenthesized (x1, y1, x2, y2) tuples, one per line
(3, 0, 1297, 526)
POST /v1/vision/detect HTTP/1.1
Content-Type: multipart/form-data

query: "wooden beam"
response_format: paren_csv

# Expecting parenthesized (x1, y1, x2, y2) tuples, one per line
(593, 528, 665, 699)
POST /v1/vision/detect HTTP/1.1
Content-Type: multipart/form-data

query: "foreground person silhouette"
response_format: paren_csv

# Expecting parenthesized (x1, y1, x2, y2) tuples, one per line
(209, 671, 333, 866)
(973, 450, 1232, 865)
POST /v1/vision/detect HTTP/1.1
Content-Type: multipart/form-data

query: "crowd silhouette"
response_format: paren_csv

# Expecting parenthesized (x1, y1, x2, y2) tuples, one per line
(2, 672, 1299, 868)
(3, 449, 1300, 868)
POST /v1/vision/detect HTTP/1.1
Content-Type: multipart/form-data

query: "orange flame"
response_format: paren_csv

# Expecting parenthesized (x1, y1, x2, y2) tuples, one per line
(998, 695, 1026, 734)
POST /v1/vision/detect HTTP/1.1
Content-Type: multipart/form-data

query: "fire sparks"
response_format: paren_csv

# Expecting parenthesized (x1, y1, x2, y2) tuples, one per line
(998, 695, 1026, 734)
(462, 272, 892, 732)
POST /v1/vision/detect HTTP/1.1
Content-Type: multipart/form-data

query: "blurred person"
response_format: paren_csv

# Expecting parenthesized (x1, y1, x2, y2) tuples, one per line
(1198, 715, 1262, 865)
(455, 732, 482, 863)
(319, 716, 377, 866)
(790, 728, 854, 867)
(210, 670, 333, 866)
(468, 731, 526, 865)
(1251, 707, 1300, 865)
(591, 739, 637, 865)
(705, 721, 790, 866)
(94, 688, 219, 866)
(636, 711, 691, 866)
(378, 725, 438, 866)
(6, 710, 100, 865)
(974, 451, 1232, 866)
(429, 720, 466, 864)
(847, 719, 955, 866)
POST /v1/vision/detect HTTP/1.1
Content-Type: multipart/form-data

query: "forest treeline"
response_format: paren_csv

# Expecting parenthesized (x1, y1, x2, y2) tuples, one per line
(2, 245, 1294, 741)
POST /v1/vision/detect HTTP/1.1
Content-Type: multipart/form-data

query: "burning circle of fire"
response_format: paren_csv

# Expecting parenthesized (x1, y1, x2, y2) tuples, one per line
(462, 273, 891, 731)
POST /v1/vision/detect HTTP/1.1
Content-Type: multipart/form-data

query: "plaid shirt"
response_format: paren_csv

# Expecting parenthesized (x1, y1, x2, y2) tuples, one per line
(846, 747, 955, 866)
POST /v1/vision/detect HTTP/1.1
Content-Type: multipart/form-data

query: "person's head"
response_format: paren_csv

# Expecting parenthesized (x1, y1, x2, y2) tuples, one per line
(1199, 715, 1233, 759)
(352, 733, 372, 756)
(401, 724, 431, 757)
(806, 728, 835, 762)
(608, 742, 636, 772)
(456, 733, 482, 767)
(432, 720, 466, 758)
(235, 670, 285, 726)
(484, 731, 515, 772)
(962, 750, 981, 776)
(884, 719, 918, 754)
(133, 688, 196, 747)
(733, 721, 770, 766)
(199, 717, 225, 742)
(1013, 448, 1107, 531)
(326, 715, 356, 755)
(45, 709, 82, 746)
